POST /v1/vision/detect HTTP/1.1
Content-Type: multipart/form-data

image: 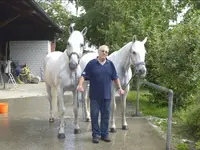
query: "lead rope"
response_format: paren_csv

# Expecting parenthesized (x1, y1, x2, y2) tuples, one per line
(120, 61, 145, 91)
(74, 71, 86, 121)
(120, 69, 136, 91)
(74, 71, 79, 108)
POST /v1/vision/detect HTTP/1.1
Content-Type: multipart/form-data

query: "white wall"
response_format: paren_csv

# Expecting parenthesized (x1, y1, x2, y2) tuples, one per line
(9, 41, 50, 77)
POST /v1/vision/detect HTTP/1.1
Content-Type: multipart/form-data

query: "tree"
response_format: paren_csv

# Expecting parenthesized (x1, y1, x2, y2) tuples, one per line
(74, 0, 177, 53)
(146, 6, 200, 109)
(36, 0, 72, 51)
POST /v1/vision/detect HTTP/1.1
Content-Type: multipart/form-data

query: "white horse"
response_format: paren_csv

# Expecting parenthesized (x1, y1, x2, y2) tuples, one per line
(43, 23, 87, 139)
(79, 36, 147, 132)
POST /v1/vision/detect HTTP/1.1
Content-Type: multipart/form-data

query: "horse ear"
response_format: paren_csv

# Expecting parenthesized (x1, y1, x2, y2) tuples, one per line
(132, 35, 137, 42)
(68, 23, 75, 34)
(142, 37, 148, 44)
(81, 27, 88, 36)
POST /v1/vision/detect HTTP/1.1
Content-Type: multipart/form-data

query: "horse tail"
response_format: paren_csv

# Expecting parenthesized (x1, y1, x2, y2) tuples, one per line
(51, 87, 58, 114)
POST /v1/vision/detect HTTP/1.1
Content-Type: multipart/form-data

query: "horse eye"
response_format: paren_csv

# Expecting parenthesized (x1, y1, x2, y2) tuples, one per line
(80, 43, 84, 47)
(133, 51, 136, 55)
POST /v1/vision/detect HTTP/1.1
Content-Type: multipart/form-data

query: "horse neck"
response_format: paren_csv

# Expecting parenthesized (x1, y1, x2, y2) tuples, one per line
(117, 42, 132, 73)
(63, 49, 69, 60)
(60, 49, 71, 69)
(62, 49, 80, 75)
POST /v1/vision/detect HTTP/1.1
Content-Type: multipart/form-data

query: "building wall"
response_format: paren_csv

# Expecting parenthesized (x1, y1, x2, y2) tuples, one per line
(9, 41, 51, 77)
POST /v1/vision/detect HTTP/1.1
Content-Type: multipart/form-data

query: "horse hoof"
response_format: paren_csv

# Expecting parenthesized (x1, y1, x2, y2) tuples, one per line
(58, 133, 65, 139)
(110, 128, 117, 133)
(74, 129, 81, 134)
(85, 118, 90, 122)
(49, 118, 54, 123)
(122, 125, 129, 130)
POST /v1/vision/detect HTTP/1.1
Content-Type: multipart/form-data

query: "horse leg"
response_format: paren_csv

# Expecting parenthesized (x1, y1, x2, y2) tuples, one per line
(110, 90, 117, 133)
(45, 83, 54, 123)
(73, 90, 81, 134)
(83, 82, 90, 122)
(121, 86, 129, 130)
(57, 87, 66, 139)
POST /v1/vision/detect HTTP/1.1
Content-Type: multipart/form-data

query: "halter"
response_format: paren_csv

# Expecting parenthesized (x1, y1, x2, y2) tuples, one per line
(121, 62, 145, 91)
(120, 43, 146, 90)
(134, 61, 145, 71)
(68, 52, 80, 60)
(69, 45, 95, 65)
(68, 41, 87, 64)
(130, 42, 146, 70)
(67, 30, 86, 64)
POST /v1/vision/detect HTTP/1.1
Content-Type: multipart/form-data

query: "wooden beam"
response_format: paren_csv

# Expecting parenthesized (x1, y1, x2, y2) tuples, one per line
(0, 14, 20, 29)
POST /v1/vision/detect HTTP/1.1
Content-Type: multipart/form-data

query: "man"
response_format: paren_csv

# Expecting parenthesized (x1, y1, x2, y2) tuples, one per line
(77, 45, 124, 143)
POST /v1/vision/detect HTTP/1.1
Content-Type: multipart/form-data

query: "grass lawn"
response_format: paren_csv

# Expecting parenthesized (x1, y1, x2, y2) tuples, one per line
(127, 90, 168, 118)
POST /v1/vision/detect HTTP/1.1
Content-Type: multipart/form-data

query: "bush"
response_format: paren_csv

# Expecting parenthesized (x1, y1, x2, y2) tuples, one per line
(186, 105, 200, 139)
(195, 141, 200, 150)
(176, 143, 190, 150)
(146, 14, 200, 109)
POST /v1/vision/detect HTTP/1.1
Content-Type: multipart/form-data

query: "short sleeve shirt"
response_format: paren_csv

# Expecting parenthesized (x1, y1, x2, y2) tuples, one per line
(81, 58, 118, 100)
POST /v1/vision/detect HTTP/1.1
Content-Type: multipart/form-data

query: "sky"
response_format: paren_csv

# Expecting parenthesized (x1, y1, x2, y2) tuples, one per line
(170, 5, 190, 25)
(64, 1, 84, 16)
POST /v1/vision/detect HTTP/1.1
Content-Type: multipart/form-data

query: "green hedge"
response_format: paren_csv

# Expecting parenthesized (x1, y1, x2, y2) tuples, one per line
(186, 105, 200, 139)
(146, 13, 200, 109)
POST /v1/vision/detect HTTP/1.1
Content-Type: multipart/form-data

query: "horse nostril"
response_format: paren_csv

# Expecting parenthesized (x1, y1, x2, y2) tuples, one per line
(69, 63, 77, 70)
(139, 69, 145, 74)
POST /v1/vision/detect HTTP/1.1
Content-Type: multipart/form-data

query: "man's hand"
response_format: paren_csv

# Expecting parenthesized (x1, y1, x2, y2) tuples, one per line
(118, 88, 125, 95)
(77, 85, 84, 92)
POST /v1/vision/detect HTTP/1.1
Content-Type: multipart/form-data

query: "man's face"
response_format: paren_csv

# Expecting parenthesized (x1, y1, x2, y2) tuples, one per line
(98, 48, 109, 60)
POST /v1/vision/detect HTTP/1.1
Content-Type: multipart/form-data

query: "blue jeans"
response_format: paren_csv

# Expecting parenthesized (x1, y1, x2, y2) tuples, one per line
(90, 99, 111, 138)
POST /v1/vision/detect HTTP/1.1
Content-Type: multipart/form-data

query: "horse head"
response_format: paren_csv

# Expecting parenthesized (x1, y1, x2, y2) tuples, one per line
(130, 35, 147, 77)
(66, 23, 88, 71)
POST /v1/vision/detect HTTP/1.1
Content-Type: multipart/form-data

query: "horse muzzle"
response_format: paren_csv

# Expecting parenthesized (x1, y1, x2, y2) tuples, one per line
(69, 62, 78, 71)
(135, 68, 146, 78)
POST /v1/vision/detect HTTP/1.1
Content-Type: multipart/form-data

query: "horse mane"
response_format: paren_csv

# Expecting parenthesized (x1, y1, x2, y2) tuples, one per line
(109, 42, 132, 57)
(109, 42, 132, 73)
(118, 42, 132, 53)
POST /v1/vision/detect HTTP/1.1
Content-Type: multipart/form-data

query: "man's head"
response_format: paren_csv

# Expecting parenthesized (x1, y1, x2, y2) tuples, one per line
(98, 45, 109, 61)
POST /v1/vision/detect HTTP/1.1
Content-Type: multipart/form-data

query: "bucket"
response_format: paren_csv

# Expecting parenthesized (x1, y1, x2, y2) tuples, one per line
(0, 103, 8, 114)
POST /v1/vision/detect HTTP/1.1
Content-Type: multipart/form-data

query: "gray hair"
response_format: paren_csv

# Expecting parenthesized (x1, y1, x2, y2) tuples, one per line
(98, 45, 109, 52)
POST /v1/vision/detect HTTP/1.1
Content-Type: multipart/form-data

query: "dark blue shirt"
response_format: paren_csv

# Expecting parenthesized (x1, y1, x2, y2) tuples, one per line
(81, 58, 118, 100)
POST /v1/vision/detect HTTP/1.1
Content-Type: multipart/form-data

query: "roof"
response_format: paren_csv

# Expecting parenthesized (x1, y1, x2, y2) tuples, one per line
(0, 0, 63, 41)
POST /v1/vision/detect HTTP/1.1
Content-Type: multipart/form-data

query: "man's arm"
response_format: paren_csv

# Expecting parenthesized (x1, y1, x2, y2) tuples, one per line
(78, 76, 85, 87)
(77, 76, 85, 92)
(114, 78, 122, 90)
(114, 78, 125, 95)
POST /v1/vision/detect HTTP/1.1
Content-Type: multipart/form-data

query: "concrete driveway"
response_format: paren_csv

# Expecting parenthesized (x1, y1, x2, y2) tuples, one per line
(0, 83, 167, 150)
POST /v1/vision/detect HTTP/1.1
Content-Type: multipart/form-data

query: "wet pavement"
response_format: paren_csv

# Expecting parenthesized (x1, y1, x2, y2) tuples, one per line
(0, 83, 167, 150)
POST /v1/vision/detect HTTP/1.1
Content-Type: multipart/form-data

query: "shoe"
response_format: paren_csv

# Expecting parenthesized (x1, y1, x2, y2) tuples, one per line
(92, 137, 99, 143)
(101, 136, 111, 142)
